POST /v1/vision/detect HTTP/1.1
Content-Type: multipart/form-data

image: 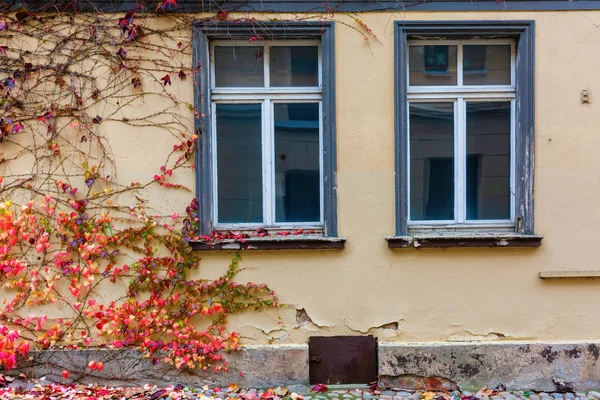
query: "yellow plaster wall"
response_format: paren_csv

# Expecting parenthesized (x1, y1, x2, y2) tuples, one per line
(6, 9, 600, 345)
(190, 10, 600, 344)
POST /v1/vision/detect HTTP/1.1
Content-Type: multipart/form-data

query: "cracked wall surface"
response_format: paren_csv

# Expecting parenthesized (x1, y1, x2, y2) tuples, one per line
(2, 9, 596, 348)
(2, 8, 600, 390)
(195, 9, 600, 346)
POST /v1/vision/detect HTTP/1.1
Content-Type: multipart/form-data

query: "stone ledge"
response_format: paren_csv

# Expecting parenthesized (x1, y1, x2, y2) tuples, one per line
(190, 236, 346, 251)
(387, 234, 543, 249)
(539, 271, 600, 279)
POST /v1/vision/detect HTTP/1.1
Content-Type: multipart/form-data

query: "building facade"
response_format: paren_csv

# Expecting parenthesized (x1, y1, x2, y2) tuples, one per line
(6, 0, 600, 391)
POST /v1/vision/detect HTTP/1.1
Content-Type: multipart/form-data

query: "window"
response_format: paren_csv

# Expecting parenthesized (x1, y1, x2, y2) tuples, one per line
(408, 40, 515, 229)
(193, 22, 338, 239)
(393, 21, 537, 245)
(211, 41, 322, 228)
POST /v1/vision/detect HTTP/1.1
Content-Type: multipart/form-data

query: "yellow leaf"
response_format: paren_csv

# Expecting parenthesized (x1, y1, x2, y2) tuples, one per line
(228, 383, 239, 392)
(423, 392, 435, 400)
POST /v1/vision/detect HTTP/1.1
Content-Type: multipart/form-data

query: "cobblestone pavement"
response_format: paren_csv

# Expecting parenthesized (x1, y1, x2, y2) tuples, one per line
(301, 389, 600, 400)
(4, 384, 600, 399)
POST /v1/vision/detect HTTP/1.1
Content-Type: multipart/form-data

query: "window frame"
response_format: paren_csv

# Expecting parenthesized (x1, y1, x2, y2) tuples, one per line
(394, 21, 536, 237)
(193, 21, 338, 237)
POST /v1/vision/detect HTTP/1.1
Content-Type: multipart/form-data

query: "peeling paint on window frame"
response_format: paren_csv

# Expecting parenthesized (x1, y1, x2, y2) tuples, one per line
(393, 21, 536, 238)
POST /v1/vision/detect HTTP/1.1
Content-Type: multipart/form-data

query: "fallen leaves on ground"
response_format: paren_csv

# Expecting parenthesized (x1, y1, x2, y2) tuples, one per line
(0, 379, 582, 400)
(311, 384, 328, 393)
(0, 381, 307, 400)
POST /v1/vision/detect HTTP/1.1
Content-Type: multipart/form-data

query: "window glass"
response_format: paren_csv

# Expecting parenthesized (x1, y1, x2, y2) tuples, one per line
(463, 45, 511, 85)
(211, 41, 325, 228)
(409, 45, 457, 86)
(409, 102, 455, 221)
(270, 46, 319, 87)
(216, 104, 263, 223)
(274, 103, 321, 222)
(214, 46, 264, 87)
(466, 102, 511, 220)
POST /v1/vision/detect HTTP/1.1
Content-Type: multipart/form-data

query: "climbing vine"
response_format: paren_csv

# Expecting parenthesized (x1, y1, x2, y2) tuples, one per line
(0, 1, 285, 374)
(0, 0, 384, 376)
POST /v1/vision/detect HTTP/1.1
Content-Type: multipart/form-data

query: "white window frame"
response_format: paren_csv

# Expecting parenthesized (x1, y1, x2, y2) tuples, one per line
(407, 39, 517, 231)
(210, 40, 325, 231)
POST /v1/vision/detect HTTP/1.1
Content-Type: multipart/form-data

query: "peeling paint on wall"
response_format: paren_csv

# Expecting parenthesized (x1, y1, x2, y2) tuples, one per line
(68, 9, 600, 346)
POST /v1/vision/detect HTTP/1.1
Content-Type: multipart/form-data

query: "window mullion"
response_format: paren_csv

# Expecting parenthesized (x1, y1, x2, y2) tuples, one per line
(456, 98, 466, 224)
(318, 43, 323, 88)
(319, 101, 324, 224)
(511, 42, 516, 87)
(510, 99, 517, 222)
(211, 101, 219, 224)
(263, 99, 274, 225)
(264, 45, 270, 88)
(210, 45, 216, 90)
(457, 43, 463, 87)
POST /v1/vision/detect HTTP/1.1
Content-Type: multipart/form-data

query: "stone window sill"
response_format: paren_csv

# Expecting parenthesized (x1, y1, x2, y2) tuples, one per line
(190, 235, 346, 251)
(539, 271, 600, 279)
(387, 233, 543, 249)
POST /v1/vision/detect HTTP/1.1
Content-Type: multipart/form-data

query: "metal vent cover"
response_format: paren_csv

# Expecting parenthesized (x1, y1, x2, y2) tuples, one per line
(308, 335, 378, 385)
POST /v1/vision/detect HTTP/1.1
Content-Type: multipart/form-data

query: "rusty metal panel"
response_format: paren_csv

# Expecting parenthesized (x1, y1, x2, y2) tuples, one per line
(309, 335, 378, 384)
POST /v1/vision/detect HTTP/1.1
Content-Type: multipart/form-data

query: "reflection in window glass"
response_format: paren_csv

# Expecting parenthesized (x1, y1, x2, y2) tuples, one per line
(270, 46, 319, 87)
(216, 104, 263, 223)
(409, 45, 457, 86)
(274, 103, 320, 223)
(409, 102, 455, 221)
(466, 102, 511, 220)
(214, 46, 264, 87)
(463, 45, 511, 85)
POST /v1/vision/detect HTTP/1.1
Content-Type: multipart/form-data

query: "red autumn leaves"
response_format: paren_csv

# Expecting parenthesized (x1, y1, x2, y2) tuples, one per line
(160, 74, 171, 86)
(159, 70, 187, 86)
(60, 362, 103, 380)
(88, 360, 104, 372)
(0, 327, 29, 370)
(116, 9, 186, 88)
(311, 384, 328, 393)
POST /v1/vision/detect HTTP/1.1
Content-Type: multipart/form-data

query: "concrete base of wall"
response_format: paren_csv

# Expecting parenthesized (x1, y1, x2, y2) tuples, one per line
(7, 342, 600, 392)
(380, 342, 600, 392)
(11, 345, 309, 390)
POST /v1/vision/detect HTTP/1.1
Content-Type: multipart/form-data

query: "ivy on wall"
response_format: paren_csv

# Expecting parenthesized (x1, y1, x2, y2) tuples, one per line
(0, 1, 284, 374)
(0, 0, 381, 375)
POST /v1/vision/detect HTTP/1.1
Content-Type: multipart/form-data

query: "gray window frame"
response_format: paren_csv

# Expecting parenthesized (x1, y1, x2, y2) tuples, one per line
(394, 20, 536, 236)
(192, 21, 338, 237)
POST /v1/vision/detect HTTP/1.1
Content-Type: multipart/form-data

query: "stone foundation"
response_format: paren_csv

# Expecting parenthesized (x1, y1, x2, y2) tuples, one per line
(7, 342, 600, 391)
(379, 342, 600, 392)
(10, 345, 309, 390)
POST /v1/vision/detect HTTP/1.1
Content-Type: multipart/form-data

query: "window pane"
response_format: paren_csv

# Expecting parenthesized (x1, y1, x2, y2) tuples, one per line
(274, 103, 320, 223)
(216, 104, 263, 223)
(214, 46, 264, 87)
(463, 45, 511, 85)
(409, 102, 455, 221)
(409, 45, 457, 86)
(466, 102, 511, 220)
(270, 46, 319, 87)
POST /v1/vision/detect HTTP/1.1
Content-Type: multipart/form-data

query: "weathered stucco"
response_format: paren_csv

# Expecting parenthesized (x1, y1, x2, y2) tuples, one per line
(4, 9, 600, 348)
(193, 10, 600, 345)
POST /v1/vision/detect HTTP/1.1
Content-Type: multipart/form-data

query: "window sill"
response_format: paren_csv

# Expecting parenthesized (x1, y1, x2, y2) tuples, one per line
(190, 235, 346, 251)
(539, 271, 600, 279)
(386, 233, 543, 249)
